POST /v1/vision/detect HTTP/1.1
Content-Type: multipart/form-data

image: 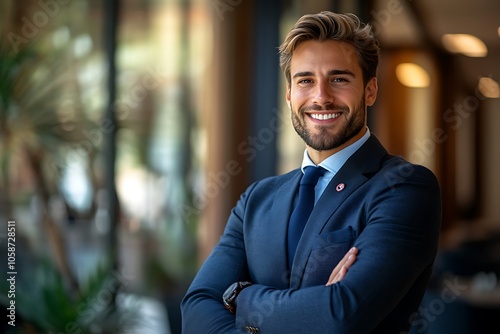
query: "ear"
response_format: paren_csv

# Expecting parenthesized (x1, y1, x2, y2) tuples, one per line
(286, 86, 291, 108)
(364, 77, 378, 107)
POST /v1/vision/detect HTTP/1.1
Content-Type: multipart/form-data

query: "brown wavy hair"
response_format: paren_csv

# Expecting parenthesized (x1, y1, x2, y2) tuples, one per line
(279, 11, 379, 86)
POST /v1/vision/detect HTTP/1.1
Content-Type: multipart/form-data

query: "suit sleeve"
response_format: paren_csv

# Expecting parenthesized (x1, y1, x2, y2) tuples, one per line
(234, 164, 441, 333)
(181, 183, 258, 334)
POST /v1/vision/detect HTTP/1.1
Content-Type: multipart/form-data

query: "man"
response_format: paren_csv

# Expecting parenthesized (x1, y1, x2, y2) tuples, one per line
(181, 11, 441, 333)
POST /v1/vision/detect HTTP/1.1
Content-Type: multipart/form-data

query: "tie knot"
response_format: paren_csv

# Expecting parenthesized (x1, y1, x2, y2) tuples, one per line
(301, 166, 325, 186)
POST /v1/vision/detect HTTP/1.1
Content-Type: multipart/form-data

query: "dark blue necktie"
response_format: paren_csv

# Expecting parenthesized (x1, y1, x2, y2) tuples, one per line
(287, 166, 325, 267)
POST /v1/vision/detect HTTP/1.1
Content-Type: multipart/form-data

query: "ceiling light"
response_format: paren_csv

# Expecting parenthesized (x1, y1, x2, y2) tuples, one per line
(395, 63, 430, 88)
(442, 34, 488, 57)
(478, 77, 500, 98)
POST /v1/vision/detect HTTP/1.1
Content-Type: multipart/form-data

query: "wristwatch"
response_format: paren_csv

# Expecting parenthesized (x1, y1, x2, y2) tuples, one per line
(223, 281, 253, 314)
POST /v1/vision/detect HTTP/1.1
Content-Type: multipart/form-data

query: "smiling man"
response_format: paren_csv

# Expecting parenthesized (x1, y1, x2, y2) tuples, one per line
(287, 39, 377, 162)
(181, 11, 442, 333)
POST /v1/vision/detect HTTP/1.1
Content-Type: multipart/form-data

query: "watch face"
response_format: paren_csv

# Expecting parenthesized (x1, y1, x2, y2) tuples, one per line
(223, 282, 239, 313)
(223, 281, 252, 314)
(223, 282, 239, 303)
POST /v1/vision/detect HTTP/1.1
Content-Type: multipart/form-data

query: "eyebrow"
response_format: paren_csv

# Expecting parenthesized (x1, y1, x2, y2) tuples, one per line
(292, 69, 356, 79)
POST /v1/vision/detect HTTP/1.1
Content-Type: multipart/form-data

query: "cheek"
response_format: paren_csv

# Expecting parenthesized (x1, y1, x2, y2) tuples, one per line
(290, 89, 308, 104)
(339, 89, 361, 107)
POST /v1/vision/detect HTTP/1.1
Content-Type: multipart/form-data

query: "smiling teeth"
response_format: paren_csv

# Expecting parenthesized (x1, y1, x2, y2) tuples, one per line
(310, 113, 340, 120)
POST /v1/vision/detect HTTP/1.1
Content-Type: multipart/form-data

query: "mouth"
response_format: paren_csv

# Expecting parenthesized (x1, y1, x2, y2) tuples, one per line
(308, 112, 342, 121)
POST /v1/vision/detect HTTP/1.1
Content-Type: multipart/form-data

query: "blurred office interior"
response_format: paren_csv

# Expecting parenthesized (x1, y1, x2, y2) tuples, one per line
(0, 0, 499, 333)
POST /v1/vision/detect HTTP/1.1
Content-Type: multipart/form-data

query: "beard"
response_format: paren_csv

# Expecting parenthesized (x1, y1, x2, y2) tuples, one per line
(291, 95, 366, 151)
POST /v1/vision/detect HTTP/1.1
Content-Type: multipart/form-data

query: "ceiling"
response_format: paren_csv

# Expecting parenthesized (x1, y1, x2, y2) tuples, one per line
(375, 0, 500, 91)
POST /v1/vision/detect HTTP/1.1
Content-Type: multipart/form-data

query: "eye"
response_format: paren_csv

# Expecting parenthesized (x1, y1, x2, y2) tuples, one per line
(331, 77, 348, 83)
(298, 79, 313, 84)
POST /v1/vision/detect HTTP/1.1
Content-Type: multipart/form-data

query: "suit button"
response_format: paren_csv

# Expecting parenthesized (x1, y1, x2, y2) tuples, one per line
(245, 326, 260, 333)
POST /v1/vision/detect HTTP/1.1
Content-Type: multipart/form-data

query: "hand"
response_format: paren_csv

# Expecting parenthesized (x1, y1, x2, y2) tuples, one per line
(325, 247, 358, 286)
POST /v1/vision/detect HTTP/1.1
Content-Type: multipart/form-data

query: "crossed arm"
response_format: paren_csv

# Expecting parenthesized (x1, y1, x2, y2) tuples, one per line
(181, 241, 359, 334)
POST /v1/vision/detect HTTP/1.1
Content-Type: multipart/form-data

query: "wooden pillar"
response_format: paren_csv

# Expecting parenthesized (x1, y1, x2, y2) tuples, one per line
(198, 2, 254, 263)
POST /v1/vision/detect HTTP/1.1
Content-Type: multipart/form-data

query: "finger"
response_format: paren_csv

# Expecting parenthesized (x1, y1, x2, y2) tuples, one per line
(326, 247, 358, 286)
(343, 252, 357, 269)
(328, 248, 354, 282)
(332, 247, 356, 275)
(333, 247, 358, 276)
(326, 265, 347, 286)
(336, 265, 348, 282)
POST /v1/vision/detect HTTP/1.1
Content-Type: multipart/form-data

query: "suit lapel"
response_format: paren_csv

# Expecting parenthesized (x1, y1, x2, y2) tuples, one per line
(267, 170, 301, 288)
(290, 135, 388, 287)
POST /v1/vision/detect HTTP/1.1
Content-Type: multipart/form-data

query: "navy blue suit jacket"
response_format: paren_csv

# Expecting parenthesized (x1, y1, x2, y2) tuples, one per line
(181, 135, 442, 333)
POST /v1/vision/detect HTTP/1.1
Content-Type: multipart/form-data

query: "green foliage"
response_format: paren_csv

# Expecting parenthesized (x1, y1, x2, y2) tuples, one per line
(0, 36, 96, 195)
(0, 258, 140, 334)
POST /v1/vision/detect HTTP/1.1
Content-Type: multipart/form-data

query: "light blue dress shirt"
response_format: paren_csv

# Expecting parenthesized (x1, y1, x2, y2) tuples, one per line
(300, 127, 371, 203)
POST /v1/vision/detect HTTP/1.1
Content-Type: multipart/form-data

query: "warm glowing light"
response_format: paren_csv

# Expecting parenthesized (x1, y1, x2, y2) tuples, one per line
(498, 26, 500, 37)
(442, 34, 488, 57)
(395, 63, 430, 88)
(478, 77, 500, 98)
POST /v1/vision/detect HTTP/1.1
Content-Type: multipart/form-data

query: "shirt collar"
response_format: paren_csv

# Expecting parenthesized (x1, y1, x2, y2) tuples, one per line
(301, 127, 371, 175)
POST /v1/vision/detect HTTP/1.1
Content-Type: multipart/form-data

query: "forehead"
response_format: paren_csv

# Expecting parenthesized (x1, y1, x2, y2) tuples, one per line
(290, 40, 361, 75)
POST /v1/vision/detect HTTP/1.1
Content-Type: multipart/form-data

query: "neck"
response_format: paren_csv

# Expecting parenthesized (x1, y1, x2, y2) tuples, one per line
(306, 127, 367, 165)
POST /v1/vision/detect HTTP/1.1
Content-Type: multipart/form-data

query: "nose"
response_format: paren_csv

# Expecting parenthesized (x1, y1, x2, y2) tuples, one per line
(312, 79, 334, 106)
